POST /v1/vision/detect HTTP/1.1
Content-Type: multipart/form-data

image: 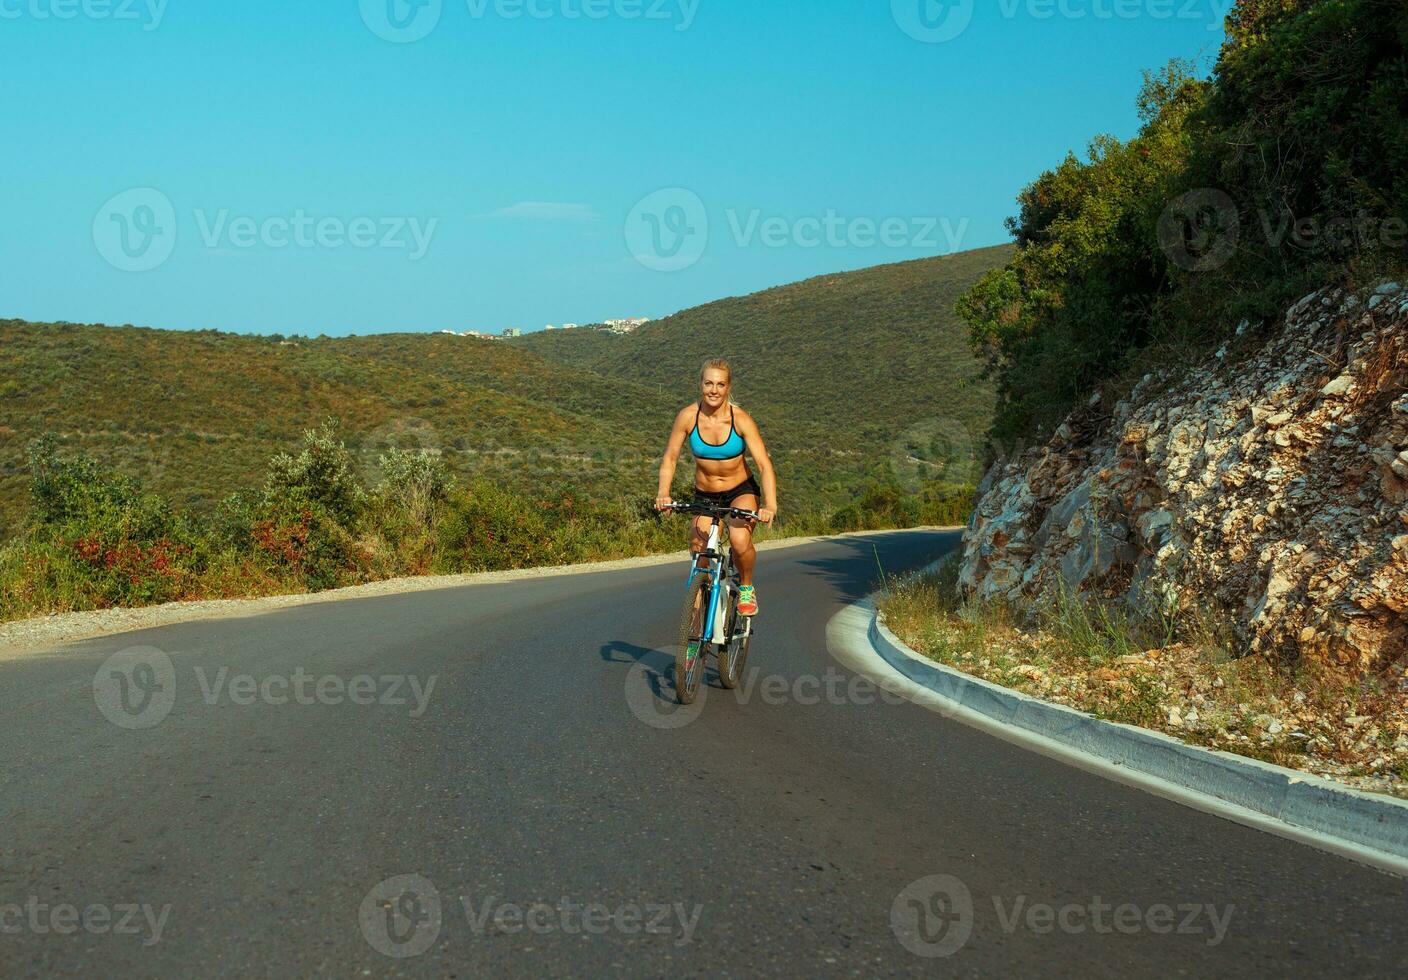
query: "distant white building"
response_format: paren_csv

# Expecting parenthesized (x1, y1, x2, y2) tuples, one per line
(545, 324, 558, 331)
(562, 323, 579, 330)
(602, 317, 650, 335)
(502, 327, 523, 338)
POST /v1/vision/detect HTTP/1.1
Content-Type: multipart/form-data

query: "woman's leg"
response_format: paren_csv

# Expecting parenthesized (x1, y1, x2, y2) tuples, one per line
(692, 515, 712, 568)
(727, 493, 760, 586)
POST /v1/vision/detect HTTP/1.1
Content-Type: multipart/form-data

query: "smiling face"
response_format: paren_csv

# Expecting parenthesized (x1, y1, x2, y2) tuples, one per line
(700, 367, 730, 410)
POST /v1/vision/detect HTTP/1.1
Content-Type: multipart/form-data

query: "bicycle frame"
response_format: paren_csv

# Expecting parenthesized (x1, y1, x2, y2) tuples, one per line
(683, 511, 752, 648)
(686, 521, 721, 645)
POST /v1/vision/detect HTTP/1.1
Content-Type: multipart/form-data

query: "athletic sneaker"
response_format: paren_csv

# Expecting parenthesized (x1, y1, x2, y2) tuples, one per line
(737, 585, 758, 616)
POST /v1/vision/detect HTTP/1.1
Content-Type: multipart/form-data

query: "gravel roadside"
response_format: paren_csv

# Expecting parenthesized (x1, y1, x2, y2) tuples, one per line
(0, 526, 950, 657)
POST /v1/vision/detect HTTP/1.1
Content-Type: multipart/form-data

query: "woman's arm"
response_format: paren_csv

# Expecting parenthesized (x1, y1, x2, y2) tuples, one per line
(656, 407, 693, 508)
(736, 409, 778, 524)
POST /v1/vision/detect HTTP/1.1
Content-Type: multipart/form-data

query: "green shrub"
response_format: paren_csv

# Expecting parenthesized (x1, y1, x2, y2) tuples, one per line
(14, 436, 213, 609)
(260, 419, 365, 527)
(436, 480, 557, 572)
(252, 421, 369, 589)
(960, 0, 1408, 447)
(372, 448, 452, 533)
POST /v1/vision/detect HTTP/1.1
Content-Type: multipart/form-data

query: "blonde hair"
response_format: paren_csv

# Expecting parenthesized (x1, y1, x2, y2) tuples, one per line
(699, 358, 738, 408)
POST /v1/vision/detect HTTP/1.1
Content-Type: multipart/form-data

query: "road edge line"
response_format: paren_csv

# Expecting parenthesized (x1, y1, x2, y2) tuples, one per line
(826, 579, 1408, 878)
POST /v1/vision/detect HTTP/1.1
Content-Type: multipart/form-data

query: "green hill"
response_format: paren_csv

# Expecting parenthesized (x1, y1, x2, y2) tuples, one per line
(0, 245, 1009, 538)
(0, 325, 677, 536)
(516, 244, 1012, 498)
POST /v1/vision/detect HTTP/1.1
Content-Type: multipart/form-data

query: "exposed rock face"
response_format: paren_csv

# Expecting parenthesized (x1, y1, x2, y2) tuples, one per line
(960, 282, 1408, 675)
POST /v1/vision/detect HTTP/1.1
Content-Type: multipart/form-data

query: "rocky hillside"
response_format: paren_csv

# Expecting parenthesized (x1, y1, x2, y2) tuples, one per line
(960, 281, 1408, 677)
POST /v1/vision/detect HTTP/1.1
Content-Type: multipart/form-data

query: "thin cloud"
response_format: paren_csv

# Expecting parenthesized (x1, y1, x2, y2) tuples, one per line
(474, 202, 601, 223)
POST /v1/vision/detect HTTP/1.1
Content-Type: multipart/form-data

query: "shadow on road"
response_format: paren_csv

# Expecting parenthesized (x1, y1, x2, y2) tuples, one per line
(794, 529, 960, 602)
(599, 639, 661, 667)
(600, 639, 725, 704)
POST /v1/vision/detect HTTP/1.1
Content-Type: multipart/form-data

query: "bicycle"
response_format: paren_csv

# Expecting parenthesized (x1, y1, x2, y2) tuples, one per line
(661, 501, 759, 705)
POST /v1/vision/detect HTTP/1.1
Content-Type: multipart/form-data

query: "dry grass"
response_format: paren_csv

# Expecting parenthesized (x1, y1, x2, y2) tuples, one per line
(880, 560, 1408, 797)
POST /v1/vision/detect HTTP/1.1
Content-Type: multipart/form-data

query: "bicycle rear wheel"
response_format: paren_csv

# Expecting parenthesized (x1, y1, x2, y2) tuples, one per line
(674, 576, 709, 704)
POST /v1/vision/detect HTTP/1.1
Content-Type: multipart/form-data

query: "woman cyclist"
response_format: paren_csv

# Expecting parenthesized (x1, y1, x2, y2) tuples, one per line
(654, 359, 777, 616)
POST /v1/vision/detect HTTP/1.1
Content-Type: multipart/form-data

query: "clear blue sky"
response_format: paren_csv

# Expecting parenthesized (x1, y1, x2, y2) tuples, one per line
(2, 0, 1227, 336)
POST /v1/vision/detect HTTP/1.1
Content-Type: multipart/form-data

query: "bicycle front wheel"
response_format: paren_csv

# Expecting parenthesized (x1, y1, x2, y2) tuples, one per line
(674, 576, 709, 705)
(718, 600, 751, 690)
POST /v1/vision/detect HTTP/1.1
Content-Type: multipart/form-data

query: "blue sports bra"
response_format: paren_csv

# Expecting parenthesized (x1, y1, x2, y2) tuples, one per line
(689, 404, 746, 460)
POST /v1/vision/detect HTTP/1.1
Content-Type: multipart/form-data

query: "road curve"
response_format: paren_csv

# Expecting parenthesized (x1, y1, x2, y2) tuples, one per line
(2, 529, 1405, 977)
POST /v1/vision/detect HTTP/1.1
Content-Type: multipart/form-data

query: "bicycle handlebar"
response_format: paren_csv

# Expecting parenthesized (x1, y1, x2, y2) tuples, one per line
(662, 501, 761, 521)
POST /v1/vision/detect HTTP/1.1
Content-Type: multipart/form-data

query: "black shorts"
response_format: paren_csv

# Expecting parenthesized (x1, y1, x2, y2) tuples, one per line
(693, 473, 761, 510)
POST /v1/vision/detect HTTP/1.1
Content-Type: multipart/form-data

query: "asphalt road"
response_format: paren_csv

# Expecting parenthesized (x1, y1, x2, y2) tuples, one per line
(2, 529, 1405, 977)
